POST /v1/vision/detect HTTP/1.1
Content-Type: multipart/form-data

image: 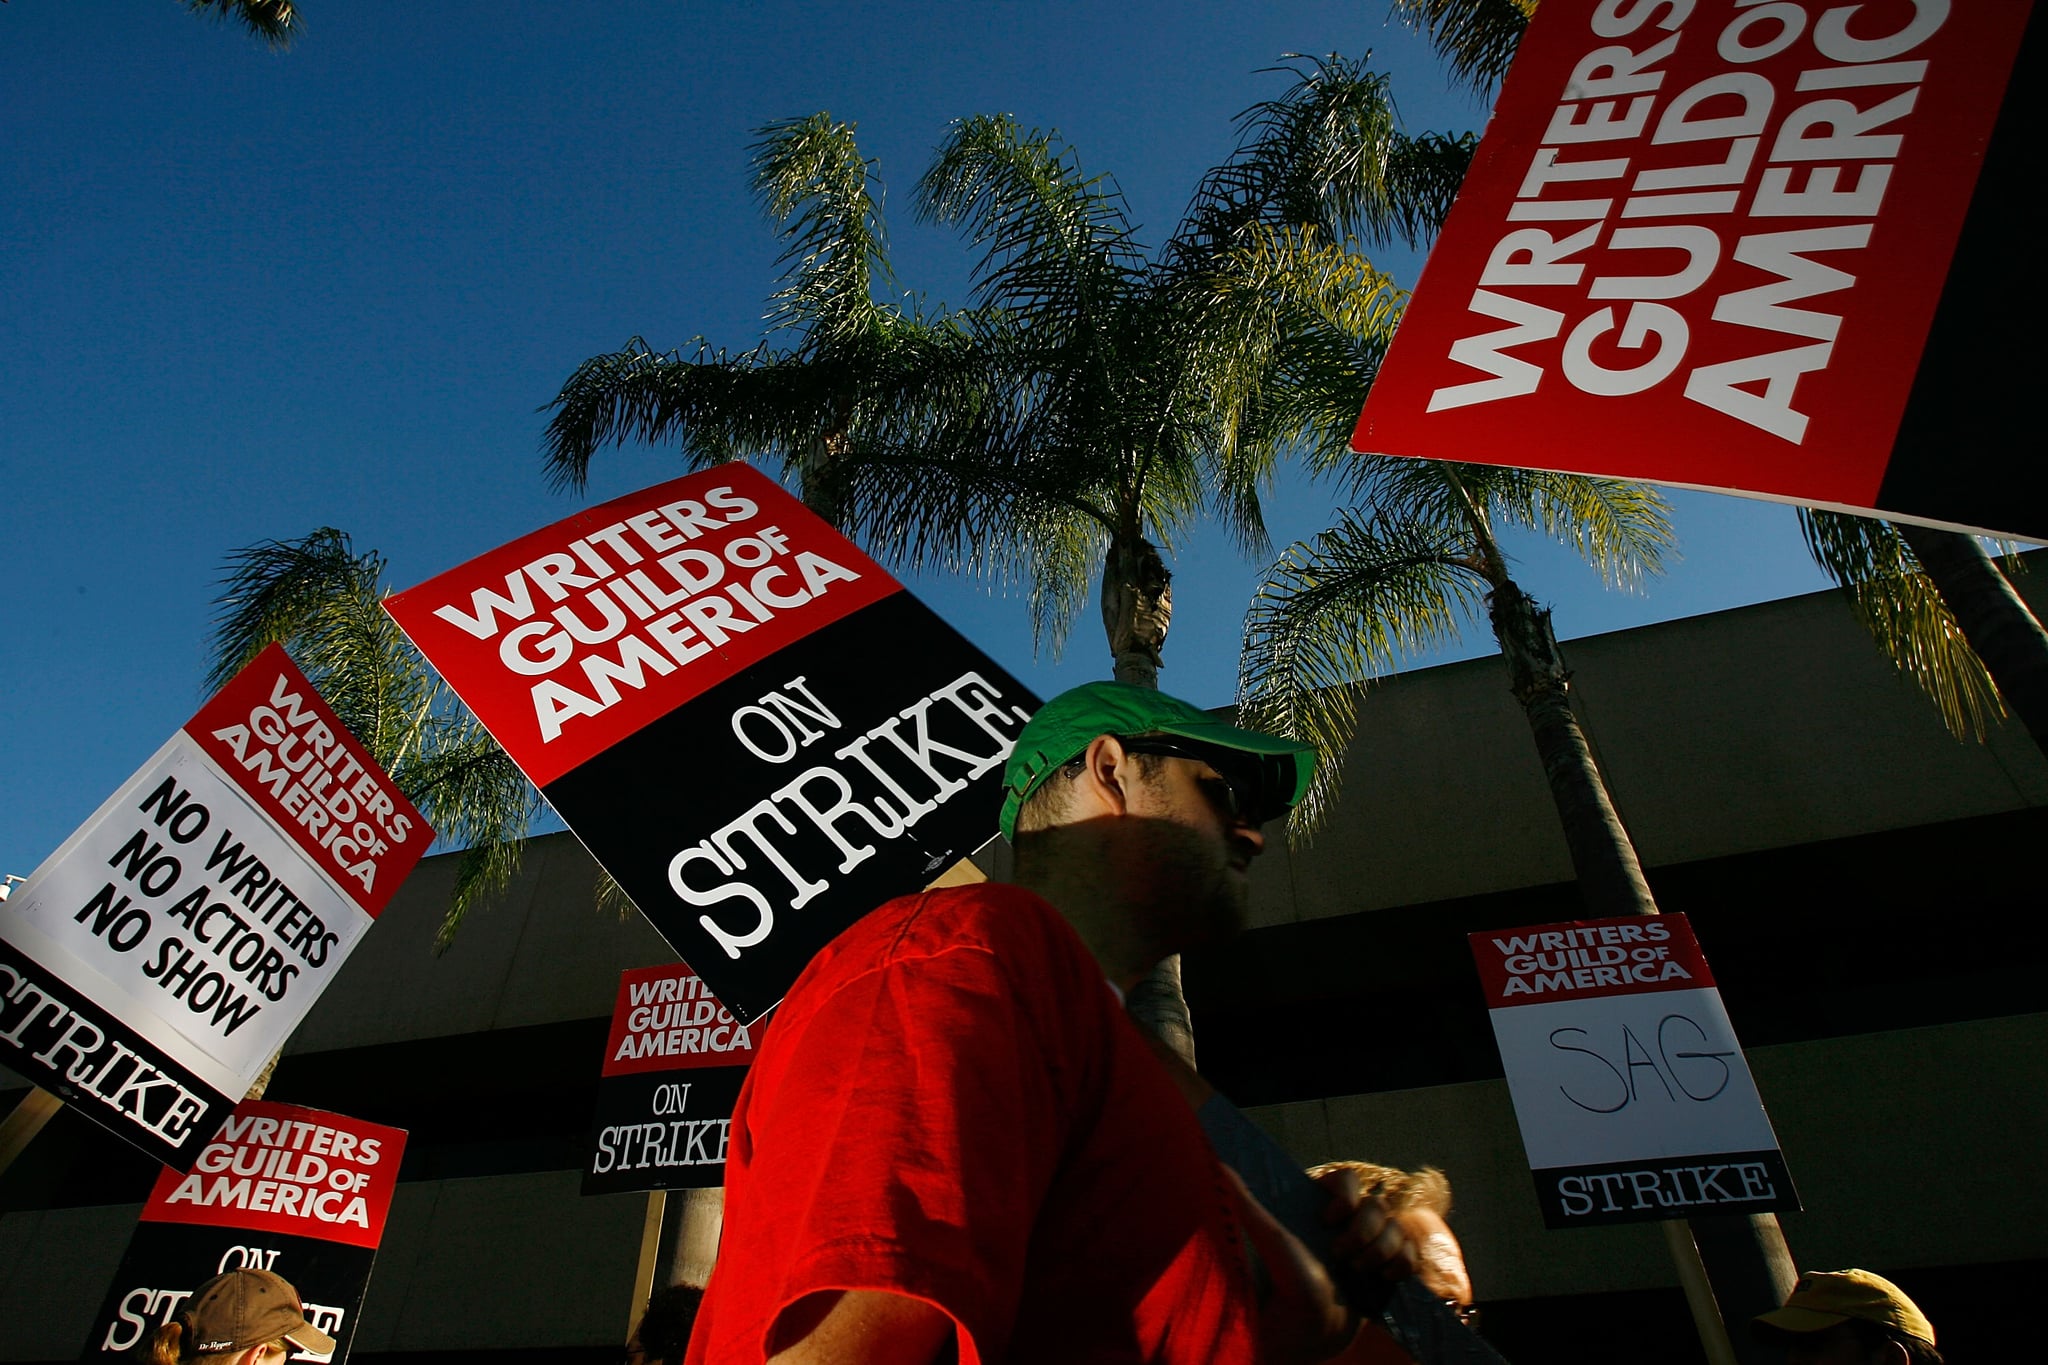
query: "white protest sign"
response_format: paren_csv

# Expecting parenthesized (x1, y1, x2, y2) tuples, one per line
(1469, 914, 1798, 1228)
(1, 645, 428, 1165)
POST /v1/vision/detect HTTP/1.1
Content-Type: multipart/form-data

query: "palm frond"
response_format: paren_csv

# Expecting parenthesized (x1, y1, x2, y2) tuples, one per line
(1489, 468, 1674, 588)
(1351, 456, 1490, 532)
(595, 868, 637, 920)
(1800, 509, 2006, 741)
(752, 114, 895, 347)
(1390, 0, 1536, 94)
(1384, 131, 1478, 239)
(437, 832, 528, 954)
(539, 337, 787, 491)
(1177, 54, 1475, 263)
(1238, 513, 1486, 832)
(184, 0, 298, 48)
(1020, 511, 1104, 661)
(210, 530, 543, 950)
(833, 394, 1118, 656)
(916, 115, 1145, 347)
(210, 529, 380, 691)
(1197, 226, 1407, 490)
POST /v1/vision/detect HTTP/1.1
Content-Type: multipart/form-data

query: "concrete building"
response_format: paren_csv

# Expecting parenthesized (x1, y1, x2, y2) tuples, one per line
(5, 576, 2043, 1363)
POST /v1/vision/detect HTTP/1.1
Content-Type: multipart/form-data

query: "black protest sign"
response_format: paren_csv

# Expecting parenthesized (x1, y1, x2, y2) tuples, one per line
(80, 1100, 406, 1364)
(584, 964, 755, 1195)
(386, 468, 1038, 1021)
(586, 1068, 751, 1196)
(81, 1225, 370, 1364)
(543, 595, 1032, 1020)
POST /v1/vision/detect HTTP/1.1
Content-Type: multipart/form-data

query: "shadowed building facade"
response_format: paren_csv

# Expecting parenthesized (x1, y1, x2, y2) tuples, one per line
(6, 575, 2043, 1364)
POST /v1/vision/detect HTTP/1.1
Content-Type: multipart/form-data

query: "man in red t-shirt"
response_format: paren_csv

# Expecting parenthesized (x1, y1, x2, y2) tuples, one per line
(687, 682, 1415, 1365)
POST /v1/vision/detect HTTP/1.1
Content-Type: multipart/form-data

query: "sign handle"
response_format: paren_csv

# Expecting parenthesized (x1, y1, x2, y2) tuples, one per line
(925, 856, 988, 889)
(1663, 1220, 1738, 1365)
(0, 1086, 63, 1177)
(627, 1189, 667, 1341)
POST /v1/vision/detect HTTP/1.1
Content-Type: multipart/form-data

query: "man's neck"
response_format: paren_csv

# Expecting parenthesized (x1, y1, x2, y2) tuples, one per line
(1008, 828, 1166, 991)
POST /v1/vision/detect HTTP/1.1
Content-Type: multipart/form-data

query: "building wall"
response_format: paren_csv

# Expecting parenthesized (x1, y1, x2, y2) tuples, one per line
(1244, 580, 2048, 928)
(1249, 1012, 2048, 1302)
(6, 576, 2045, 1361)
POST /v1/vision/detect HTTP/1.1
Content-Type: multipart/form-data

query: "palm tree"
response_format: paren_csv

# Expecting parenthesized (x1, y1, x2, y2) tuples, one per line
(1800, 510, 2048, 761)
(545, 62, 1469, 689)
(1207, 54, 1671, 917)
(1343, 7, 1826, 1342)
(209, 529, 541, 951)
(184, 0, 300, 48)
(882, 64, 1470, 683)
(543, 60, 1468, 1060)
(1239, 461, 1672, 916)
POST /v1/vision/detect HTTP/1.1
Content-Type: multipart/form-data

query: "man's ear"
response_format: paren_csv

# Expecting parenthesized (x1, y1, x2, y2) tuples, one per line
(1073, 734, 1134, 818)
(1880, 1340, 1912, 1365)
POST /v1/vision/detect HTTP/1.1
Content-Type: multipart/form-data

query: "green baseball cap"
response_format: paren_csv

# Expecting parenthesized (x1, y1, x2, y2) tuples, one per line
(998, 680, 1316, 839)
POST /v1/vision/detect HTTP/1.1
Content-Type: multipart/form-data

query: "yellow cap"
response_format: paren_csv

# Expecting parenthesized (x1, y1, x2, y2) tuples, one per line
(1754, 1269, 1935, 1346)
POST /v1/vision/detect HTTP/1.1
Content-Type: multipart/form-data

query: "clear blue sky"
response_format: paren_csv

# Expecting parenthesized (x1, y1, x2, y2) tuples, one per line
(1, 1, 1834, 877)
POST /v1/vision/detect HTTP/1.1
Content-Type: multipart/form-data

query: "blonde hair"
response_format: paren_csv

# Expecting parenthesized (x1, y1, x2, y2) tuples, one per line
(138, 1322, 285, 1365)
(1307, 1161, 1453, 1218)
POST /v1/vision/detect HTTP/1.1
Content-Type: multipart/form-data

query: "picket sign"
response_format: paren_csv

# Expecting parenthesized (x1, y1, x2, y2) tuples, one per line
(1471, 914, 1797, 1229)
(1, 647, 427, 1165)
(385, 466, 1038, 1022)
(1357, 0, 2041, 540)
(582, 963, 756, 1196)
(80, 1100, 407, 1365)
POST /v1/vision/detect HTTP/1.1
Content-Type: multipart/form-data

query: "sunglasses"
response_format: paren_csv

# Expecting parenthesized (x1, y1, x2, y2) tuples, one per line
(1116, 736, 1287, 827)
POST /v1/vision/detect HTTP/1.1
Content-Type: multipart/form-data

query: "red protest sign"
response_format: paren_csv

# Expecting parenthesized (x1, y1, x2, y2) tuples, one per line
(600, 963, 758, 1077)
(383, 466, 899, 788)
(186, 644, 428, 919)
(1356, 0, 2035, 537)
(140, 1100, 407, 1251)
(1468, 913, 1715, 1008)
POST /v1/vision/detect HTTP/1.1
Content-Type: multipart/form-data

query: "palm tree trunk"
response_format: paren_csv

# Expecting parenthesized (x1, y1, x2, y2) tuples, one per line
(1897, 523, 2048, 761)
(244, 1049, 282, 1101)
(1126, 953, 1198, 1067)
(1095, 531, 1198, 1063)
(1101, 535, 1174, 689)
(1487, 581, 1658, 919)
(799, 427, 852, 528)
(1488, 579, 1796, 1364)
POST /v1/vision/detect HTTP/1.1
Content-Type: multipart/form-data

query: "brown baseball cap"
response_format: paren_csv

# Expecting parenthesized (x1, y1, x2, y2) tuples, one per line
(1753, 1269, 1936, 1346)
(182, 1268, 337, 1357)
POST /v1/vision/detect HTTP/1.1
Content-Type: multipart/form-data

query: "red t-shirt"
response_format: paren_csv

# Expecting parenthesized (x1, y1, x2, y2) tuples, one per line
(686, 883, 1262, 1364)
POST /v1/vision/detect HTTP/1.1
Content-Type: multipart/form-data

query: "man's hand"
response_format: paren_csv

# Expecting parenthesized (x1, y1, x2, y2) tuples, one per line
(1314, 1165, 1420, 1290)
(1222, 1165, 1354, 1364)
